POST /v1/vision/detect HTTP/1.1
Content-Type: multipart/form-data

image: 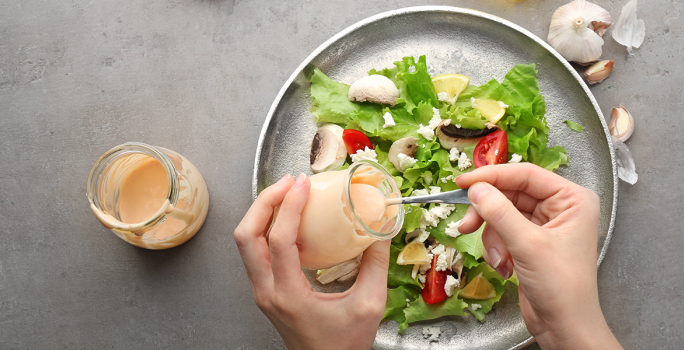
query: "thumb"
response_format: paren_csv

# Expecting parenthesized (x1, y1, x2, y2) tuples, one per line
(468, 182, 540, 255)
(351, 240, 390, 302)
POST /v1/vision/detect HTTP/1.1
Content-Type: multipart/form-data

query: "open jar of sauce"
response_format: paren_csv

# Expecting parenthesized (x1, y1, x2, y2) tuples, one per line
(86, 142, 209, 249)
(293, 161, 404, 270)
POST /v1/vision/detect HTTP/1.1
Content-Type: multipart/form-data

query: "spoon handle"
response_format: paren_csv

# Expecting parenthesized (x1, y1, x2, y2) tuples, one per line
(399, 189, 471, 205)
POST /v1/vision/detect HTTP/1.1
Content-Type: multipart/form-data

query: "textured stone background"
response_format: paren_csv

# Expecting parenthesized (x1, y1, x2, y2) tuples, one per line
(1, 0, 682, 349)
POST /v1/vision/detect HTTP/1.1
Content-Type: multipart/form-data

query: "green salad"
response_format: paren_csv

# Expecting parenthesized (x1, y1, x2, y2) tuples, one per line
(308, 55, 568, 333)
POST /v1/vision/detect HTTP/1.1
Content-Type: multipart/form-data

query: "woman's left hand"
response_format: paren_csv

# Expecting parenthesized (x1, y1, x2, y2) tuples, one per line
(234, 174, 390, 350)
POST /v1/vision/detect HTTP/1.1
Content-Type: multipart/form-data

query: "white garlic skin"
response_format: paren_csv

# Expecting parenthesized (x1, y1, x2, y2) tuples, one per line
(612, 0, 646, 53)
(609, 105, 635, 142)
(584, 60, 614, 84)
(547, 0, 613, 65)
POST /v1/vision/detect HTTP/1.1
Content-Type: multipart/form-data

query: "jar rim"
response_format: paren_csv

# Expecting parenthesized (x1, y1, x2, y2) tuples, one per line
(343, 160, 404, 240)
(86, 142, 180, 232)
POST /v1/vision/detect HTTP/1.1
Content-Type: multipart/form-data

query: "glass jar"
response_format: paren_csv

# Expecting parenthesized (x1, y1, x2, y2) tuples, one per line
(294, 161, 404, 270)
(86, 142, 209, 249)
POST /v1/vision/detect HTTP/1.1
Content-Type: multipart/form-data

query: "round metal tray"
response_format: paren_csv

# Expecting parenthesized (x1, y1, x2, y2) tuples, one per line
(253, 6, 617, 349)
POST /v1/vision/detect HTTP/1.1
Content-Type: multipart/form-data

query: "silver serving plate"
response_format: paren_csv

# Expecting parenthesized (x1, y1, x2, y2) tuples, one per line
(252, 6, 617, 350)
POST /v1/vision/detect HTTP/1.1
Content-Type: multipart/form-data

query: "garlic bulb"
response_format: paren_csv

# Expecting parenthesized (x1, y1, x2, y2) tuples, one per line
(609, 105, 635, 142)
(612, 0, 646, 53)
(547, 0, 612, 65)
(584, 60, 614, 84)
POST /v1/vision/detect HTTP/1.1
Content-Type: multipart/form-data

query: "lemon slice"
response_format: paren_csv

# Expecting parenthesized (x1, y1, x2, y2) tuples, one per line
(397, 239, 430, 265)
(471, 98, 508, 124)
(432, 74, 470, 104)
(459, 272, 496, 300)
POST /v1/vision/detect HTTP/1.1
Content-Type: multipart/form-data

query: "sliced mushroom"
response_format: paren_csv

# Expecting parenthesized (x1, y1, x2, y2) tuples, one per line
(316, 255, 361, 284)
(310, 124, 347, 173)
(436, 119, 498, 151)
(348, 75, 399, 106)
(388, 137, 419, 172)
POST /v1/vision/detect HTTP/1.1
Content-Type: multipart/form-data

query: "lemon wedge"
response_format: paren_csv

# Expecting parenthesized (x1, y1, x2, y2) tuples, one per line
(471, 98, 508, 124)
(459, 272, 496, 300)
(432, 74, 470, 104)
(397, 239, 430, 265)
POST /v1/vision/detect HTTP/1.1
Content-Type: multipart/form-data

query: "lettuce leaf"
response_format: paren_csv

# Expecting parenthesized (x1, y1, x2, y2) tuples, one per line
(383, 285, 421, 333)
(563, 120, 584, 132)
(388, 243, 423, 289)
(404, 293, 468, 329)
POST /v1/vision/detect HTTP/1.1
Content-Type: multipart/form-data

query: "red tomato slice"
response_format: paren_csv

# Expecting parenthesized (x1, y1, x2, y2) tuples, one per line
(342, 129, 374, 155)
(421, 255, 451, 305)
(473, 130, 508, 168)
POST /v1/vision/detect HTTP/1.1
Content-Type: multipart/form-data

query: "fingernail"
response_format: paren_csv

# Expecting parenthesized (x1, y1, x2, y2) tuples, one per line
(469, 183, 490, 205)
(496, 259, 514, 280)
(293, 173, 306, 188)
(488, 248, 502, 269)
(277, 174, 292, 186)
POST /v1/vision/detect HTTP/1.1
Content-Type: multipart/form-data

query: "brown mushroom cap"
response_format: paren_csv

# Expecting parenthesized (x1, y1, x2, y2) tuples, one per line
(436, 119, 498, 151)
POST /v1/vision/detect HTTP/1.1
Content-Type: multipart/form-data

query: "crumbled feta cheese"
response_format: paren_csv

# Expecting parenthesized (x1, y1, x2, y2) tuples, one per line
(445, 220, 462, 238)
(434, 252, 449, 271)
(406, 298, 411, 308)
(418, 273, 426, 284)
(499, 101, 508, 108)
(408, 65, 416, 73)
(432, 204, 455, 220)
(417, 228, 431, 242)
(428, 108, 442, 129)
(437, 92, 449, 102)
(422, 326, 441, 342)
(410, 189, 429, 207)
(421, 209, 440, 228)
(449, 147, 460, 162)
(444, 275, 460, 297)
(397, 153, 417, 171)
(421, 171, 433, 185)
(470, 303, 482, 311)
(350, 147, 378, 163)
(458, 152, 472, 171)
(419, 259, 432, 274)
(431, 244, 446, 255)
(417, 124, 435, 140)
(382, 112, 395, 128)
(494, 149, 499, 156)
(429, 186, 441, 195)
(454, 123, 462, 128)
(509, 153, 523, 163)
(440, 175, 454, 183)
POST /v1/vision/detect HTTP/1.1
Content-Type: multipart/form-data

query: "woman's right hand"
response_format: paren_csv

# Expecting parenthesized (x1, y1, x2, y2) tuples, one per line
(456, 163, 622, 350)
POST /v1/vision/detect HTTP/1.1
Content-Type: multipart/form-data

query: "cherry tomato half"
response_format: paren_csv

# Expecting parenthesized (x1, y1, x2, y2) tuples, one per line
(342, 129, 374, 155)
(421, 255, 451, 305)
(473, 130, 508, 168)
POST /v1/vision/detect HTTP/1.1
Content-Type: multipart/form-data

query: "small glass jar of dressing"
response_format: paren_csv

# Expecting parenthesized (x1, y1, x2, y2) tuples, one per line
(86, 142, 209, 249)
(294, 161, 404, 270)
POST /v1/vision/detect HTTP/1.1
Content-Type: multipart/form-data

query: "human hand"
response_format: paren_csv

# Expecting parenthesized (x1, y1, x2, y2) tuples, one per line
(234, 174, 390, 350)
(455, 163, 622, 350)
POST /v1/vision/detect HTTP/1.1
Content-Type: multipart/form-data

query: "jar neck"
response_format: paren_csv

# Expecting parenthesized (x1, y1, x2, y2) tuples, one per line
(343, 160, 403, 240)
(86, 142, 180, 233)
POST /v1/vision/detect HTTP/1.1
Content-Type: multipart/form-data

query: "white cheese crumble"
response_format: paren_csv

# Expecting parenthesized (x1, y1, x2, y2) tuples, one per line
(449, 147, 460, 162)
(417, 124, 435, 140)
(417, 228, 431, 242)
(431, 204, 455, 220)
(445, 220, 462, 238)
(419, 259, 432, 274)
(454, 123, 462, 128)
(382, 112, 395, 128)
(422, 326, 441, 342)
(437, 92, 449, 102)
(418, 273, 426, 284)
(406, 298, 411, 308)
(440, 175, 454, 183)
(410, 189, 429, 207)
(434, 251, 449, 271)
(397, 153, 417, 171)
(350, 147, 378, 163)
(457, 152, 472, 171)
(444, 275, 460, 297)
(421, 209, 440, 228)
(499, 101, 509, 108)
(429, 186, 441, 195)
(470, 303, 482, 311)
(429, 108, 442, 129)
(509, 153, 523, 163)
(494, 149, 499, 156)
(420, 204, 456, 229)
(431, 244, 446, 256)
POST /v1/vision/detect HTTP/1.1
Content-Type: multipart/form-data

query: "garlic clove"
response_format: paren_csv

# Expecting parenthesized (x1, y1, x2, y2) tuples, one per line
(547, 0, 612, 65)
(609, 105, 635, 142)
(584, 60, 614, 84)
(612, 0, 646, 53)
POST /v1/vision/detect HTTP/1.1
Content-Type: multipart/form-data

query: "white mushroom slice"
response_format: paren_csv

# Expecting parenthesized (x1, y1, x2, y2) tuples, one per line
(316, 256, 361, 284)
(348, 75, 399, 106)
(388, 137, 419, 172)
(310, 124, 347, 173)
(436, 119, 499, 152)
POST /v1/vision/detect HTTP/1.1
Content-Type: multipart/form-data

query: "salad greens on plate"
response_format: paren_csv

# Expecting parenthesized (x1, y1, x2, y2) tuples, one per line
(308, 55, 568, 333)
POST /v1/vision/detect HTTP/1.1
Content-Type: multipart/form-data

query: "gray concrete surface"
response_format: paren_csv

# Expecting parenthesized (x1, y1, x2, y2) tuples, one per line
(0, 0, 682, 349)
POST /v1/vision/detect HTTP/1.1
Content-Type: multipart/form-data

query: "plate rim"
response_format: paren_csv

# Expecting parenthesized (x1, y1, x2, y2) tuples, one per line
(252, 6, 619, 349)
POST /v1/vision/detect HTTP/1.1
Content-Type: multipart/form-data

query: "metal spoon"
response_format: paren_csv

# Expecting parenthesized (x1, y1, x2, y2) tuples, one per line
(384, 188, 471, 206)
